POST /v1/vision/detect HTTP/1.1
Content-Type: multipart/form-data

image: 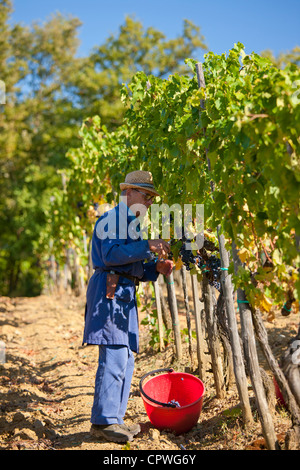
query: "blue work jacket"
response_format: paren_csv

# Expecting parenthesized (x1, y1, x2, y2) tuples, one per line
(83, 202, 159, 352)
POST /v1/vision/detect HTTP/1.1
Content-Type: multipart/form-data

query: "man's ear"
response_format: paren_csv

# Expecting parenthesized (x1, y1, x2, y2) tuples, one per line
(126, 188, 134, 204)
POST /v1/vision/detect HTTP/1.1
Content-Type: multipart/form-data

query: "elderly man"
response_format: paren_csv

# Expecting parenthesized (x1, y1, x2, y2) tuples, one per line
(83, 170, 173, 443)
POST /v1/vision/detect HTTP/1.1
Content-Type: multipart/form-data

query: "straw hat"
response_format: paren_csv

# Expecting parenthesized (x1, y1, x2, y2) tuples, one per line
(120, 170, 160, 197)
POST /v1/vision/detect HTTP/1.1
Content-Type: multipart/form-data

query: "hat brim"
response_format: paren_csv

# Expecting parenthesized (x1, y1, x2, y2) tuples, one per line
(120, 183, 160, 197)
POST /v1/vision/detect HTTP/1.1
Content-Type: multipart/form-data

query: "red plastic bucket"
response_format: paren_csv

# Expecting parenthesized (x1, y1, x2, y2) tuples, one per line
(139, 368, 205, 435)
(273, 376, 287, 408)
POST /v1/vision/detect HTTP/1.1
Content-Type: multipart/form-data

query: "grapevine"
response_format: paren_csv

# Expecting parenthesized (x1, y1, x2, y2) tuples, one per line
(48, 43, 300, 316)
(169, 236, 222, 292)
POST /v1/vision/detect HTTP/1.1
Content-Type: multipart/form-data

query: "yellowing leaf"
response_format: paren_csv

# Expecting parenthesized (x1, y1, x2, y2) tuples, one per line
(255, 293, 273, 313)
(272, 249, 282, 265)
(175, 258, 184, 270)
(237, 247, 249, 263)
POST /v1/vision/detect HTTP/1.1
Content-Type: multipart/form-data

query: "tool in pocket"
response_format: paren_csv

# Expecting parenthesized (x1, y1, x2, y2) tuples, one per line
(106, 272, 120, 299)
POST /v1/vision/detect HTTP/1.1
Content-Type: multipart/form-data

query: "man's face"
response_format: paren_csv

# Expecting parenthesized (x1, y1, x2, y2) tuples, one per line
(126, 188, 155, 217)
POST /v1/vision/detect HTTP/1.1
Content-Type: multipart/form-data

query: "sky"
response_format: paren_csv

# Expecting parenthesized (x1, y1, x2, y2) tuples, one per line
(9, 0, 300, 61)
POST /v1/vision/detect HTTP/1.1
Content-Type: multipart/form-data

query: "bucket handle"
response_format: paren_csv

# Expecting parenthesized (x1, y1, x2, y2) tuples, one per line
(139, 368, 177, 408)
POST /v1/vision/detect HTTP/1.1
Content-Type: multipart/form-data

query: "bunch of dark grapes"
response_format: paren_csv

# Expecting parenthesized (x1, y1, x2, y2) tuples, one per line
(169, 236, 222, 291)
(179, 245, 198, 270)
(200, 254, 222, 291)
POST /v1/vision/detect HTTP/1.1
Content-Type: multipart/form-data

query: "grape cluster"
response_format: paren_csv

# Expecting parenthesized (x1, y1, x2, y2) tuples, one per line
(198, 254, 222, 291)
(169, 236, 222, 291)
(180, 247, 198, 269)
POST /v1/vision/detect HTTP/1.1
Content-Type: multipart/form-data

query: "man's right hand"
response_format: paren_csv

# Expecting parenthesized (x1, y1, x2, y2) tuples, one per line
(148, 239, 171, 259)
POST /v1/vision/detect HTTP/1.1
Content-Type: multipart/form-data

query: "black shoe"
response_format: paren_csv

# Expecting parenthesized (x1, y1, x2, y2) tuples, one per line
(90, 424, 134, 443)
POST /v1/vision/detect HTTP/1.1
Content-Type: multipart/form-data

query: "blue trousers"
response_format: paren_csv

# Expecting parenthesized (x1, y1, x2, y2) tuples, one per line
(91, 345, 135, 425)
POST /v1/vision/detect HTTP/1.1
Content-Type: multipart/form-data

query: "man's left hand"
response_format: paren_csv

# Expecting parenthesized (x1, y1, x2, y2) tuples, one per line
(156, 259, 173, 277)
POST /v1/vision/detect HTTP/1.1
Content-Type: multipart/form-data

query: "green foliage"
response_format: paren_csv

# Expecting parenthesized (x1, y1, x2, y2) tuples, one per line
(1, 2, 298, 304)
(0, 2, 82, 295)
(0, 2, 207, 295)
(140, 307, 159, 348)
(181, 327, 197, 343)
(60, 16, 207, 129)
(57, 43, 299, 311)
(261, 46, 300, 68)
(141, 302, 172, 349)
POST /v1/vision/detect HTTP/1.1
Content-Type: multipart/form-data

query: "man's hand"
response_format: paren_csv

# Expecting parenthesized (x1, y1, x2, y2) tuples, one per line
(156, 259, 173, 277)
(148, 239, 171, 259)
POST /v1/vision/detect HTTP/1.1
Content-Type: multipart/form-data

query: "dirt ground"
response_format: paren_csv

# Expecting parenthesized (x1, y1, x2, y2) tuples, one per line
(0, 284, 299, 451)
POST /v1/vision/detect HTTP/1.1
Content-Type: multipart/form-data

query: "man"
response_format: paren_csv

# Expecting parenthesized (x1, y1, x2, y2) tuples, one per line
(83, 170, 173, 443)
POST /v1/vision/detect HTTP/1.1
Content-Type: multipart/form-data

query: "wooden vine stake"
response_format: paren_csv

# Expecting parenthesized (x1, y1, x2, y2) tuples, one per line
(165, 271, 182, 360)
(232, 243, 280, 450)
(180, 266, 194, 368)
(202, 276, 226, 397)
(196, 62, 253, 425)
(153, 277, 165, 352)
(158, 275, 172, 330)
(252, 309, 300, 449)
(190, 272, 206, 381)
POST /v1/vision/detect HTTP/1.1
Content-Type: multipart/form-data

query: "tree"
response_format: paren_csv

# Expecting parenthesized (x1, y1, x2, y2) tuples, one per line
(261, 46, 300, 68)
(66, 16, 207, 128)
(0, 2, 82, 295)
(0, 3, 208, 296)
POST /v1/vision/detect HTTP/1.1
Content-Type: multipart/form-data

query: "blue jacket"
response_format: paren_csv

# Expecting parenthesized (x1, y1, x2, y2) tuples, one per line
(83, 202, 159, 352)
